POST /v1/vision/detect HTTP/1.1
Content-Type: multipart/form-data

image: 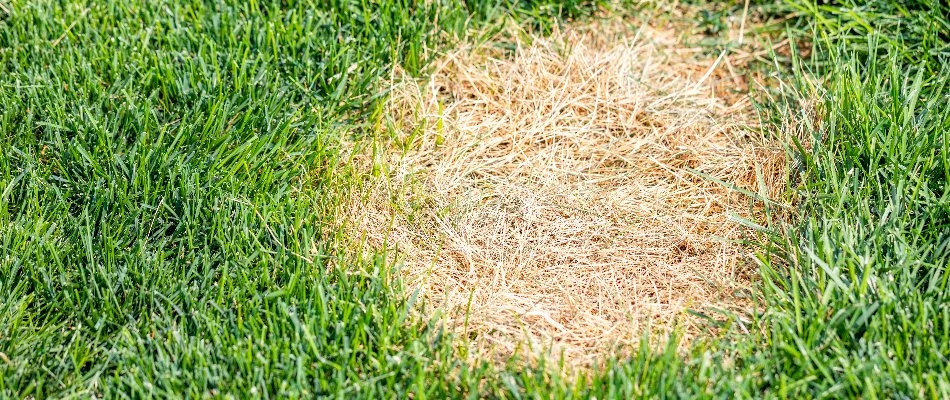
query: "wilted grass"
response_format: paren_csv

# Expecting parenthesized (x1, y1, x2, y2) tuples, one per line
(2, 0, 949, 398)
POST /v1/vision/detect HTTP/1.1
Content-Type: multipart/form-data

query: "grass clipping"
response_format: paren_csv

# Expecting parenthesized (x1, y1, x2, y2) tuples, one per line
(344, 19, 783, 366)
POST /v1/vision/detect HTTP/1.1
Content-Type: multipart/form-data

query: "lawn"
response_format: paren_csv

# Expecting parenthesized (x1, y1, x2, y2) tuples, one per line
(1, 0, 949, 398)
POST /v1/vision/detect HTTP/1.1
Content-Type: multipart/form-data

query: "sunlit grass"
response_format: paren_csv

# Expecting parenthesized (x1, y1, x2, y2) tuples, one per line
(1, 0, 948, 398)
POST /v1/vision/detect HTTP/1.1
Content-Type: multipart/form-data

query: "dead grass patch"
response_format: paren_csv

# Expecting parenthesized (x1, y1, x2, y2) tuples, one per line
(340, 17, 785, 367)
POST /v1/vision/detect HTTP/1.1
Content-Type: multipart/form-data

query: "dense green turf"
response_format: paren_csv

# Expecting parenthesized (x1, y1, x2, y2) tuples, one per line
(0, 1, 508, 397)
(1, 0, 948, 398)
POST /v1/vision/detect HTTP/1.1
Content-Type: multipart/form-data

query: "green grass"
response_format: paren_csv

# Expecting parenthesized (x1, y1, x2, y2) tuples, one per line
(2, 0, 949, 398)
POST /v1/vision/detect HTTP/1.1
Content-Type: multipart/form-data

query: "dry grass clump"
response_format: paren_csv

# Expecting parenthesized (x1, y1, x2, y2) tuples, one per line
(341, 18, 785, 366)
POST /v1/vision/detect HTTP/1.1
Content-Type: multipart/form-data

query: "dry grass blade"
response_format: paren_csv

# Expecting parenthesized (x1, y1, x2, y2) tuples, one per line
(340, 18, 785, 367)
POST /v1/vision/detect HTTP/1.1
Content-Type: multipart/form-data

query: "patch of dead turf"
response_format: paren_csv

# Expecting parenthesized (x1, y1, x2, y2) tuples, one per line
(341, 18, 784, 366)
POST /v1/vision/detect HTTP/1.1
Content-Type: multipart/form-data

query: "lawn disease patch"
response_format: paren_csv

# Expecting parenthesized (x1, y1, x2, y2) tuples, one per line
(342, 17, 785, 367)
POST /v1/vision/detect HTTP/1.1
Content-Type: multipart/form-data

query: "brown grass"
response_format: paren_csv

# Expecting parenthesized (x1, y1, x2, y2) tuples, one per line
(339, 17, 785, 367)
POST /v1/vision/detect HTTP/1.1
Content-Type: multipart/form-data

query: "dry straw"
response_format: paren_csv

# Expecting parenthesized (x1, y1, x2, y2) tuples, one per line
(340, 17, 785, 366)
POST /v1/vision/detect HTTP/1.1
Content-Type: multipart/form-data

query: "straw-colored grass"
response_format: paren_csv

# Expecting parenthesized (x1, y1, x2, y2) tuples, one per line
(341, 18, 784, 366)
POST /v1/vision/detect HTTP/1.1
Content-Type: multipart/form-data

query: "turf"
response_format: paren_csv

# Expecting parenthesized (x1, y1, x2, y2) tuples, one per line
(1, 0, 949, 398)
